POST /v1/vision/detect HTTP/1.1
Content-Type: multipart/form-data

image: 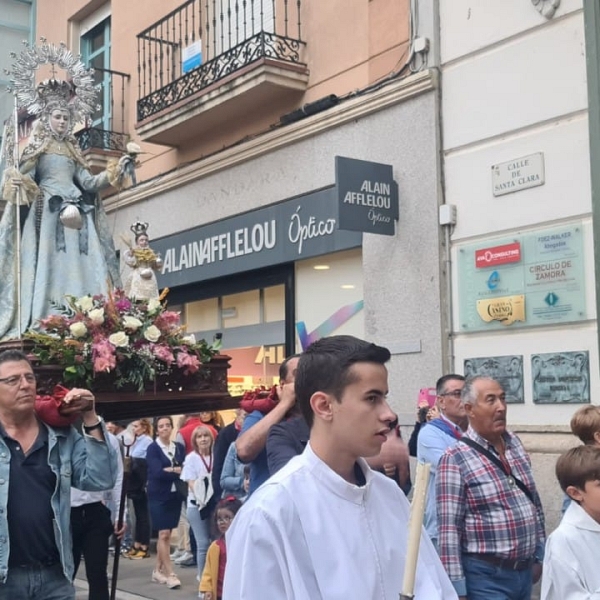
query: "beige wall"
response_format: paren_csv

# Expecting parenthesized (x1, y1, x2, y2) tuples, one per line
(36, 0, 410, 185)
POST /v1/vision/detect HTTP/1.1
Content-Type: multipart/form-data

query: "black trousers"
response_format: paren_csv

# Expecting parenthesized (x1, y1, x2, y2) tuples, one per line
(71, 502, 114, 600)
(128, 491, 151, 546)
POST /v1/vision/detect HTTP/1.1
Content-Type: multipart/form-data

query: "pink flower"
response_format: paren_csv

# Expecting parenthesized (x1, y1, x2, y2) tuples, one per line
(39, 315, 68, 331)
(93, 354, 116, 373)
(115, 298, 132, 312)
(152, 344, 175, 365)
(177, 351, 200, 375)
(92, 338, 116, 359)
(154, 311, 182, 333)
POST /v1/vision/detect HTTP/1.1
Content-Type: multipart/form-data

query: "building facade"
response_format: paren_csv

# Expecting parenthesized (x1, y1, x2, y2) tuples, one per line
(34, 0, 448, 419)
(440, 0, 593, 531)
(28, 0, 599, 537)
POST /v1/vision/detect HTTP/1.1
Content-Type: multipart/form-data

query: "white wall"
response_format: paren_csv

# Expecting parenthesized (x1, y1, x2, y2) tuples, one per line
(440, 1, 595, 427)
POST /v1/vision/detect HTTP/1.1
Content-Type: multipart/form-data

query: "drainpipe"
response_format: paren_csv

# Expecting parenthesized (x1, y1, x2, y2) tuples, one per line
(439, 205, 457, 373)
(583, 0, 600, 360)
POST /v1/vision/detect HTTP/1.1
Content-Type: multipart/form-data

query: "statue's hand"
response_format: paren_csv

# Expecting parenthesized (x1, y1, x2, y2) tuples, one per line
(2, 168, 32, 205)
(118, 154, 135, 170)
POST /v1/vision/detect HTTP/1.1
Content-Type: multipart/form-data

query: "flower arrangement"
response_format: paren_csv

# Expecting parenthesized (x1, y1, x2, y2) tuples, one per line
(25, 289, 218, 392)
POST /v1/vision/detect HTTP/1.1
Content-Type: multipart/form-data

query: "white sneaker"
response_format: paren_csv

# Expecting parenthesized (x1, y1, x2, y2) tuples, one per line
(152, 569, 168, 585)
(170, 548, 185, 560)
(166, 573, 181, 589)
(174, 551, 194, 565)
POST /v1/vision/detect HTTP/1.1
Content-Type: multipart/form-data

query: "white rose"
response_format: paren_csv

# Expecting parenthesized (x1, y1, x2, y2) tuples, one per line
(144, 325, 161, 343)
(181, 334, 196, 345)
(69, 322, 88, 338)
(76, 296, 94, 313)
(147, 298, 161, 313)
(109, 331, 129, 347)
(88, 308, 105, 325)
(122, 316, 143, 332)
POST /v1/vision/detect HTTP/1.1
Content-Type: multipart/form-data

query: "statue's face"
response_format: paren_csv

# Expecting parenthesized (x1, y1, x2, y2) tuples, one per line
(137, 234, 149, 248)
(49, 109, 70, 136)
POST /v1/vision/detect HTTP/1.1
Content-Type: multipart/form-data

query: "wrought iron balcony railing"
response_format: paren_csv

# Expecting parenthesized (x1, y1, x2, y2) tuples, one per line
(75, 67, 131, 153)
(137, 0, 305, 122)
(75, 127, 129, 153)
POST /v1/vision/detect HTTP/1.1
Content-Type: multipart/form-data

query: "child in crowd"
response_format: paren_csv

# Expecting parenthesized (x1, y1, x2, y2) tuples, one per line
(561, 405, 600, 514)
(541, 445, 600, 599)
(199, 496, 243, 600)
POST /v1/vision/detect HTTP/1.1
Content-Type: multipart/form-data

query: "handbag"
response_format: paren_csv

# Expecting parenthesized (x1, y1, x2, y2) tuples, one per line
(174, 477, 188, 502)
(193, 475, 214, 511)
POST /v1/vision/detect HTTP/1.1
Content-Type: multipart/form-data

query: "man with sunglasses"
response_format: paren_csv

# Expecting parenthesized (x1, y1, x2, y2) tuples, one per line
(0, 349, 117, 600)
(417, 374, 466, 549)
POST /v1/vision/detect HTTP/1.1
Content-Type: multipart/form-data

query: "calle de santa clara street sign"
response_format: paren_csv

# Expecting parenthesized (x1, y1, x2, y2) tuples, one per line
(335, 156, 399, 236)
(492, 152, 545, 197)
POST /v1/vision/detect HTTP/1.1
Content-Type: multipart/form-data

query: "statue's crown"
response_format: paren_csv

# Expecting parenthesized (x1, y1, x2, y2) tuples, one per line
(130, 221, 149, 238)
(36, 79, 72, 109)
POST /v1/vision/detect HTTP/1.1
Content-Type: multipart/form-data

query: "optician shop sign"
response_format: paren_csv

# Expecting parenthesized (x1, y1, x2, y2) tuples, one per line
(335, 156, 399, 236)
(152, 187, 362, 288)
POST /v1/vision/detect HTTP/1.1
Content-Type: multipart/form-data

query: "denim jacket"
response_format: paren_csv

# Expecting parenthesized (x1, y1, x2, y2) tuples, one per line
(0, 421, 118, 583)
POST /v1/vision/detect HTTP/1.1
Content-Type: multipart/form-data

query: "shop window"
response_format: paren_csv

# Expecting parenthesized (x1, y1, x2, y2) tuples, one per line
(221, 290, 260, 328)
(264, 285, 285, 323)
(185, 298, 219, 331)
(295, 248, 364, 351)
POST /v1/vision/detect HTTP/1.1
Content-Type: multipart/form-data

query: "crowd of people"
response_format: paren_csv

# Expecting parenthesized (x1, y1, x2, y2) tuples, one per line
(1, 336, 599, 599)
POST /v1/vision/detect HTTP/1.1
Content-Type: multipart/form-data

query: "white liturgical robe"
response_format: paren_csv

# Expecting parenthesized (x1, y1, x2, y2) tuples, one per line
(223, 443, 457, 600)
(541, 501, 600, 600)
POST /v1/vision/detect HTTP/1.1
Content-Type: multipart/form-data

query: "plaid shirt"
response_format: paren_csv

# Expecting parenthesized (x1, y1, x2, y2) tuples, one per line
(436, 427, 545, 592)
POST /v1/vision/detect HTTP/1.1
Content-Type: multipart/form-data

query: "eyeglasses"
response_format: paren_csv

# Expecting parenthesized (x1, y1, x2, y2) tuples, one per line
(216, 516, 233, 524)
(0, 373, 36, 387)
(439, 390, 462, 399)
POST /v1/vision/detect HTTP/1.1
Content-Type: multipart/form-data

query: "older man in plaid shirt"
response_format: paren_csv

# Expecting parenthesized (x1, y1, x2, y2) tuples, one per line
(436, 376, 545, 600)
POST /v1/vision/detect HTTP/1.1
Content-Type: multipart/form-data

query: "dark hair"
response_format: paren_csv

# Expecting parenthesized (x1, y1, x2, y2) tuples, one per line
(0, 349, 32, 369)
(295, 335, 391, 428)
(570, 406, 600, 445)
(212, 496, 243, 537)
(153, 415, 173, 437)
(556, 445, 600, 495)
(436, 374, 465, 396)
(279, 353, 302, 382)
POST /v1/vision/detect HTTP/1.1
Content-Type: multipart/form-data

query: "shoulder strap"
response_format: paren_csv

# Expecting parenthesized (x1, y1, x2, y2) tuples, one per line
(460, 437, 536, 505)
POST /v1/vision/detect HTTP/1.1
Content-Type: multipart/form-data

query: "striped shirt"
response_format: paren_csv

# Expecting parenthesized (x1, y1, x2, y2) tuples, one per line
(436, 427, 545, 593)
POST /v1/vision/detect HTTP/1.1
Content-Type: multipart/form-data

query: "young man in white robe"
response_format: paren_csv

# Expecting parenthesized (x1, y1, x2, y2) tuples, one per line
(541, 445, 600, 599)
(223, 335, 457, 600)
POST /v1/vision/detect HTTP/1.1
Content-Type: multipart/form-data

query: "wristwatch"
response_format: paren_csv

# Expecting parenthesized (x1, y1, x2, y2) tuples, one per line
(83, 417, 103, 434)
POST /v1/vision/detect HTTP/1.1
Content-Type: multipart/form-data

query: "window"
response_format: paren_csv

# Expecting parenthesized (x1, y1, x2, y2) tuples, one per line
(81, 17, 111, 130)
(0, 0, 35, 124)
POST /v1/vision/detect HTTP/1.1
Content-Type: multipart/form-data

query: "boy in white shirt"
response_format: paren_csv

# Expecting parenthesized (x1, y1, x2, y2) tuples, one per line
(223, 335, 456, 600)
(542, 445, 600, 599)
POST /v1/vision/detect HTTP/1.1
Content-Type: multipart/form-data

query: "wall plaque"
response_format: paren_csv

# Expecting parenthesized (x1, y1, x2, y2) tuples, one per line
(532, 351, 590, 404)
(458, 224, 586, 331)
(464, 355, 524, 404)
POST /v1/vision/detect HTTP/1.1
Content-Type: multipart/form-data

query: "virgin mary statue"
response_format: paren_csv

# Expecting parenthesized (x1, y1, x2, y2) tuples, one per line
(0, 41, 133, 340)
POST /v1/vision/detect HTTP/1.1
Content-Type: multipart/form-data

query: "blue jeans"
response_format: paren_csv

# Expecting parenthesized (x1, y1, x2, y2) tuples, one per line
(463, 555, 532, 600)
(187, 505, 210, 576)
(0, 563, 74, 599)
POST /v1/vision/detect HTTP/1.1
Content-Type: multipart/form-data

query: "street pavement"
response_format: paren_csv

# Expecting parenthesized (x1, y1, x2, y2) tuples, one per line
(75, 547, 201, 600)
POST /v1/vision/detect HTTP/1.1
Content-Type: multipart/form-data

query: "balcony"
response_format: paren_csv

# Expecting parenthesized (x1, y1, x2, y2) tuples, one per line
(75, 68, 130, 172)
(136, 0, 308, 146)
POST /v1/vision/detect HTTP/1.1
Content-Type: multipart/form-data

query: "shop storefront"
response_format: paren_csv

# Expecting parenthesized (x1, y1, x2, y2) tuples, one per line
(152, 186, 364, 392)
